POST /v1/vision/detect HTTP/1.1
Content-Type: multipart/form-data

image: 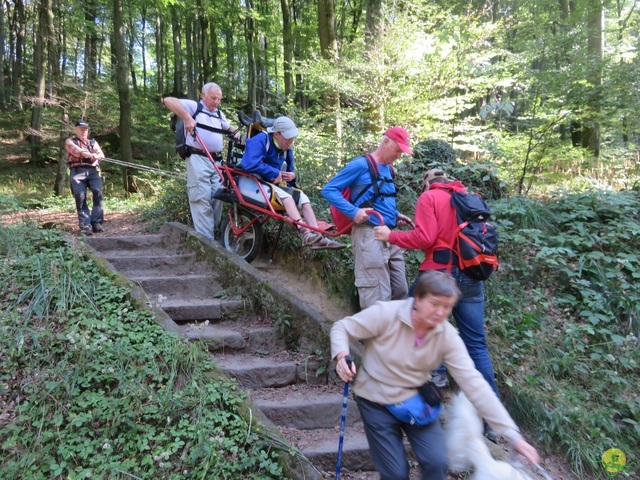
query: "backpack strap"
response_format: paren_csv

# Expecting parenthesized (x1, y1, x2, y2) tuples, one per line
(352, 154, 397, 208)
(192, 103, 228, 135)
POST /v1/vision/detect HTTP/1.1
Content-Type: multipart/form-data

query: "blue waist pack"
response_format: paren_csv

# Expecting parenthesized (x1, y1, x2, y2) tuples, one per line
(385, 393, 442, 426)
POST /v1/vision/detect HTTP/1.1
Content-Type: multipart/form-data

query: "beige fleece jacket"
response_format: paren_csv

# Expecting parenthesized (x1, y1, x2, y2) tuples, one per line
(330, 298, 523, 443)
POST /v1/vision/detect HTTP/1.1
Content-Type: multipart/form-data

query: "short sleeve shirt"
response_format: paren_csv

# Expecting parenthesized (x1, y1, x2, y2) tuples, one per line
(180, 99, 230, 152)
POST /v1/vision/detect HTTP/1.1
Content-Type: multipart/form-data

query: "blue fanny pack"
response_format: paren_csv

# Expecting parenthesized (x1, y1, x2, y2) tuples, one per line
(385, 393, 441, 426)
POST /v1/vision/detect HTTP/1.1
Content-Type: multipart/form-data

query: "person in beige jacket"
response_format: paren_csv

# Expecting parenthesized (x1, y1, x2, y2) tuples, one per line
(331, 270, 539, 479)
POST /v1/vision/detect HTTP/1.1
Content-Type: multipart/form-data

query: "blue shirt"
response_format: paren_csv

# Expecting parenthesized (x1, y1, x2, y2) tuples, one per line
(322, 156, 398, 227)
(241, 131, 294, 182)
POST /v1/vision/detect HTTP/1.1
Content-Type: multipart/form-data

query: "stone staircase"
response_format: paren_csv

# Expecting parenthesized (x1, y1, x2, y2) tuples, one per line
(83, 222, 376, 479)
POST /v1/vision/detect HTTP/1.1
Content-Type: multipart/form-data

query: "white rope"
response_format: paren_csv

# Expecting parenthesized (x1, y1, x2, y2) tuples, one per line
(101, 157, 184, 178)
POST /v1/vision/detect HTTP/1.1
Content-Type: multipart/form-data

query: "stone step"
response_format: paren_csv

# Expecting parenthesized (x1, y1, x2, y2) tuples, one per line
(161, 298, 245, 322)
(250, 384, 361, 429)
(103, 253, 202, 275)
(182, 324, 246, 351)
(128, 274, 223, 297)
(214, 353, 299, 389)
(280, 425, 375, 473)
(86, 234, 175, 254)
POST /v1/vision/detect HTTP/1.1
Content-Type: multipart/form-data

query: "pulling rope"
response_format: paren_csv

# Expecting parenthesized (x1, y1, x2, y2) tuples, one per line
(100, 157, 184, 179)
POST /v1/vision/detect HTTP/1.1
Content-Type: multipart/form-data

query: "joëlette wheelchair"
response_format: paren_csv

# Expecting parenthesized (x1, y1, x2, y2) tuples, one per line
(193, 110, 382, 263)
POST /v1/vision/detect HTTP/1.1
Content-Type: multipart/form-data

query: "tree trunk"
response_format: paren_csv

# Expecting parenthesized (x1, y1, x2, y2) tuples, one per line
(83, 0, 98, 83)
(12, 0, 26, 111)
(30, 0, 53, 167)
(54, 111, 70, 196)
(225, 27, 236, 99)
(140, 6, 147, 94)
(154, 13, 164, 95)
(281, 0, 294, 99)
(170, 7, 183, 96)
(198, 0, 211, 83)
(113, 0, 136, 193)
(0, 3, 6, 111)
(364, 0, 381, 53)
(245, 0, 257, 110)
(185, 19, 195, 98)
(582, 0, 603, 158)
(126, 4, 138, 92)
(317, 0, 341, 136)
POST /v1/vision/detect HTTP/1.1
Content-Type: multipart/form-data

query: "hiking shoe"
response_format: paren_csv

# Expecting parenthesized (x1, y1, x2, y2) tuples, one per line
(310, 237, 346, 250)
(483, 421, 498, 444)
(301, 230, 322, 246)
(430, 370, 450, 388)
(92, 224, 104, 233)
(82, 225, 93, 236)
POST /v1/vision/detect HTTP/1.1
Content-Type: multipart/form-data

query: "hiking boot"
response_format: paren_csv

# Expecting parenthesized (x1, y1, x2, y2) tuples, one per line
(81, 225, 93, 236)
(301, 230, 322, 246)
(430, 370, 450, 388)
(310, 237, 346, 250)
(92, 224, 104, 233)
(483, 421, 498, 444)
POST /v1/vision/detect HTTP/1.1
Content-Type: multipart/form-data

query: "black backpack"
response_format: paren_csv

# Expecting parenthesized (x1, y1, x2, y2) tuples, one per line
(170, 102, 222, 159)
(449, 191, 499, 280)
(434, 191, 499, 280)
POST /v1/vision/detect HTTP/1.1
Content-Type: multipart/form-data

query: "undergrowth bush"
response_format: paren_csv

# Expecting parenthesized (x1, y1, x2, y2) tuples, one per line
(488, 189, 640, 477)
(0, 223, 291, 479)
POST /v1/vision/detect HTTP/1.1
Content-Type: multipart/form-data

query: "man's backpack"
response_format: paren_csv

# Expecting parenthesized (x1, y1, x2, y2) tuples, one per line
(170, 103, 222, 159)
(447, 191, 499, 280)
(329, 154, 395, 235)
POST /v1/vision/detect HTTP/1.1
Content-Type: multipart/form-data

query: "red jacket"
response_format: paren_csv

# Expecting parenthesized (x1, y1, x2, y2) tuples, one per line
(388, 181, 466, 271)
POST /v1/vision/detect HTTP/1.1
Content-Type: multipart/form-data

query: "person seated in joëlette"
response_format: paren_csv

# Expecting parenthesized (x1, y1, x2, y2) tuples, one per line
(241, 116, 345, 251)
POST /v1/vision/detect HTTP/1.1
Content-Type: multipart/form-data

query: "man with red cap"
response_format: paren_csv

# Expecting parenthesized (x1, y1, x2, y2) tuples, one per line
(322, 127, 414, 309)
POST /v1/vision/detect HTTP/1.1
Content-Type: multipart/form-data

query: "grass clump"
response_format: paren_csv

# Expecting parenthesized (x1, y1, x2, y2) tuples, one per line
(0, 223, 290, 479)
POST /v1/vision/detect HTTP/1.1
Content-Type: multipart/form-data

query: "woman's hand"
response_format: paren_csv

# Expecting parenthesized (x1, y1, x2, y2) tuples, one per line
(373, 226, 391, 241)
(335, 354, 356, 382)
(512, 438, 540, 465)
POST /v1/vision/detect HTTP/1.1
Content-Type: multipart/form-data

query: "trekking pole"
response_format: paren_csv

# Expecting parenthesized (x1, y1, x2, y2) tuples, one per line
(335, 355, 354, 480)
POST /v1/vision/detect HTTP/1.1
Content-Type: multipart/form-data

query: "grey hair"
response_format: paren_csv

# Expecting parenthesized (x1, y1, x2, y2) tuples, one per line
(202, 82, 222, 95)
(413, 271, 461, 301)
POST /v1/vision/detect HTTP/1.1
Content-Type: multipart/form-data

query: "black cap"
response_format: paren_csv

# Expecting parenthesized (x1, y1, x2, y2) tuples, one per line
(75, 120, 89, 128)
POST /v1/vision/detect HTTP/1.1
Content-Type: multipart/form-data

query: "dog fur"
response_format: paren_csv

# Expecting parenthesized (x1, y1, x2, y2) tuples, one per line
(445, 392, 534, 480)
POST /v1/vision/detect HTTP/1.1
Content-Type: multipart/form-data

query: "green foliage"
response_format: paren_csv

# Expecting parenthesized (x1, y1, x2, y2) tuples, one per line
(488, 188, 640, 477)
(0, 223, 289, 479)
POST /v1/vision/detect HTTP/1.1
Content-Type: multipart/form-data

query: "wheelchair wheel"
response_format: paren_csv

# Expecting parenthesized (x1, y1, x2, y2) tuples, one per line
(220, 206, 263, 263)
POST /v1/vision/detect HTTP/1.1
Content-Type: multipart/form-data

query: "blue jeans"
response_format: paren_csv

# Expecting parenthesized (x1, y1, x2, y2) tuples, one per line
(409, 268, 500, 399)
(69, 167, 103, 228)
(356, 396, 448, 480)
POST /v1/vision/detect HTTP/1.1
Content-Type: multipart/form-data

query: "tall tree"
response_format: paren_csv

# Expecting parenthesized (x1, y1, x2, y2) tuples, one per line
(12, 0, 26, 111)
(245, 0, 257, 110)
(317, 0, 341, 135)
(581, 0, 603, 157)
(113, 0, 135, 192)
(281, 0, 294, 99)
(83, 0, 99, 83)
(0, 2, 6, 111)
(30, 0, 53, 166)
(170, 6, 184, 96)
(154, 11, 164, 95)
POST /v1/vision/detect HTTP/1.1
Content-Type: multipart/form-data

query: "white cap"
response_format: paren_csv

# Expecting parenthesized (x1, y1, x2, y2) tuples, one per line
(267, 116, 299, 140)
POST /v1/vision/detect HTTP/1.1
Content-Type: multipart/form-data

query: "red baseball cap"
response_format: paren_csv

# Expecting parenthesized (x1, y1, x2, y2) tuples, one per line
(384, 127, 414, 155)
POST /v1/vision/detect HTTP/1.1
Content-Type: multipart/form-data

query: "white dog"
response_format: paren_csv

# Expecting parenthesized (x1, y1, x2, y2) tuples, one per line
(444, 392, 534, 480)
